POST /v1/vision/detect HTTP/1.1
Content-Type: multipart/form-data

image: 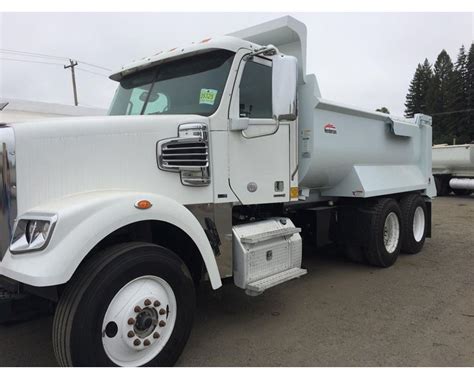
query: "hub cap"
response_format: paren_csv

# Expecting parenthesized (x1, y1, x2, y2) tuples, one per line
(383, 212, 400, 254)
(413, 206, 425, 242)
(102, 275, 177, 367)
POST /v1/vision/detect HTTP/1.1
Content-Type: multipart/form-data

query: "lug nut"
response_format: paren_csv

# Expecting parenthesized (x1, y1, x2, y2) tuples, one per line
(159, 320, 166, 327)
(144, 299, 151, 306)
(153, 332, 160, 339)
(153, 300, 160, 307)
(127, 318, 135, 325)
(133, 339, 141, 346)
(134, 306, 142, 313)
(144, 339, 151, 346)
(159, 308, 166, 315)
(127, 331, 135, 338)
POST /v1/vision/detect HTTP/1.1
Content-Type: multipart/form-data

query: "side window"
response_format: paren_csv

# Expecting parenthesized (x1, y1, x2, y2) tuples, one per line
(239, 60, 272, 119)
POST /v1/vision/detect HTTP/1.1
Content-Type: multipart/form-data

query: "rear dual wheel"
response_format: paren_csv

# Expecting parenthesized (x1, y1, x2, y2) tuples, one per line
(400, 194, 427, 255)
(344, 195, 428, 266)
(343, 198, 402, 267)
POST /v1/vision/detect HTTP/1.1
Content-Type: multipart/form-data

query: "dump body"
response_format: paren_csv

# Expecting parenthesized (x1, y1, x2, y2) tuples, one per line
(298, 99, 434, 198)
(432, 144, 474, 177)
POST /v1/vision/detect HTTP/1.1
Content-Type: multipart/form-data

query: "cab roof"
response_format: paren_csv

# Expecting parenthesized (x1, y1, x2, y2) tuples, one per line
(109, 36, 259, 82)
(109, 16, 308, 83)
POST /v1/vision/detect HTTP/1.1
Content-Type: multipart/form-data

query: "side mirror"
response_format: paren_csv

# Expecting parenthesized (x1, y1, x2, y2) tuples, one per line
(272, 54, 298, 121)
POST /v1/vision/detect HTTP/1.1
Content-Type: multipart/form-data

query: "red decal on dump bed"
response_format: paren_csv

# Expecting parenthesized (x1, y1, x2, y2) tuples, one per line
(324, 123, 337, 134)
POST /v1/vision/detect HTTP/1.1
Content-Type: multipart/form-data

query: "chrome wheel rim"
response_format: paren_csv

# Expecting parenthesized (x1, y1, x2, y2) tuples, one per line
(383, 212, 400, 254)
(102, 275, 177, 367)
(413, 206, 425, 242)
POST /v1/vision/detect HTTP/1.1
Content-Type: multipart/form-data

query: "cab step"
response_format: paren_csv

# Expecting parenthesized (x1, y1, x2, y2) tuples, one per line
(246, 267, 307, 296)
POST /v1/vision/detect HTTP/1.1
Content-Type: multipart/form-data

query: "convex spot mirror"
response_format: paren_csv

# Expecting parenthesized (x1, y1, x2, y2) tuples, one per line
(272, 54, 298, 121)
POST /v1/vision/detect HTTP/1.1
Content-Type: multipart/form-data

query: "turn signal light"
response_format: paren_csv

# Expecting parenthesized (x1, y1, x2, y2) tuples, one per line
(135, 200, 153, 210)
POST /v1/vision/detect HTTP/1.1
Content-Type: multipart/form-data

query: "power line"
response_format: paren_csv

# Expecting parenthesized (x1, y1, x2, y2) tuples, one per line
(1, 56, 110, 79)
(0, 48, 112, 71)
(0, 57, 64, 66)
(76, 67, 109, 78)
(431, 109, 474, 116)
(0, 49, 67, 61)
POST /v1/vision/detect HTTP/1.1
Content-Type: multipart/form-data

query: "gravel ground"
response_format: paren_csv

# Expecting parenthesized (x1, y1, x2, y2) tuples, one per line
(1, 196, 473, 366)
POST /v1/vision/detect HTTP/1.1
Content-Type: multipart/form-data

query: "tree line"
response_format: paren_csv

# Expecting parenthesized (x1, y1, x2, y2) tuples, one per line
(404, 44, 474, 145)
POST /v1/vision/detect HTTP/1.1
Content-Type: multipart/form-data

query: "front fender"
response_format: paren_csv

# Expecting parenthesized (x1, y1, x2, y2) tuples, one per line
(0, 191, 222, 289)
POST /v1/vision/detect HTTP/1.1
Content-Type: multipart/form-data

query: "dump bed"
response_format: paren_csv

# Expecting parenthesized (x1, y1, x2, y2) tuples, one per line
(432, 144, 474, 176)
(297, 76, 435, 198)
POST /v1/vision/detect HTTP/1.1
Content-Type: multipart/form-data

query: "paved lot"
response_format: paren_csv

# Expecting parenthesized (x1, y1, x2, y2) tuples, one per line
(1, 196, 473, 366)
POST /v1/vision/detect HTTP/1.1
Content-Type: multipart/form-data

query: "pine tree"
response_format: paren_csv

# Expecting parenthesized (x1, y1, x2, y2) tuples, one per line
(427, 50, 455, 144)
(467, 43, 474, 142)
(448, 46, 469, 143)
(404, 59, 432, 118)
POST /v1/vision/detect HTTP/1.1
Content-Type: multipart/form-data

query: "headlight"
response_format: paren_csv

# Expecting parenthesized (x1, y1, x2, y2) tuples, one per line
(10, 214, 57, 253)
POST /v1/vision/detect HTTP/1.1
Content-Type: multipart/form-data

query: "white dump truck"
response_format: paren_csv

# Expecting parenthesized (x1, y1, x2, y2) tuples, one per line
(0, 16, 435, 366)
(433, 144, 474, 196)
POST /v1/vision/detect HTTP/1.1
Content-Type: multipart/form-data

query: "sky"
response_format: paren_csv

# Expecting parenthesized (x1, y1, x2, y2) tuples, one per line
(0, 12, 473, 116)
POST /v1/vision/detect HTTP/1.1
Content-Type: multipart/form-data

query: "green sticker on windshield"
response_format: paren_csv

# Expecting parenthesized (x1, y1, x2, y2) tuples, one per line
(199, 89, 218, 105)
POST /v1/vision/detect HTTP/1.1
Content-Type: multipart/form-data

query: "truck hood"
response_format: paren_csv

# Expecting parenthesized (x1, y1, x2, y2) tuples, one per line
(12, 115, 212, 214)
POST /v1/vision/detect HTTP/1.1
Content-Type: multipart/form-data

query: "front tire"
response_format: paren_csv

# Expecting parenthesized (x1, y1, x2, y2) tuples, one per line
(53, 242, 195, 367)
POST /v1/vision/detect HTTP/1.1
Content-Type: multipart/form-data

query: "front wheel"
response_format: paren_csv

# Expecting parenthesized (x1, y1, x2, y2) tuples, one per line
(53, 242, 195, 367)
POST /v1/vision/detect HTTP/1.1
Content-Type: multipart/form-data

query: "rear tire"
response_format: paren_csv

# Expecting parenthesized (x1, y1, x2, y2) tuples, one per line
(451, 188, 472, 196)
(400, 194, 427, 254)
(364, 198, 402, 268)
(52, 242, 195, 367)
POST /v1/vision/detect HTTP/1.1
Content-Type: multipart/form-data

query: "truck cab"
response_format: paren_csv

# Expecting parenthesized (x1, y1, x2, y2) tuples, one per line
(0, 16, 434, 367)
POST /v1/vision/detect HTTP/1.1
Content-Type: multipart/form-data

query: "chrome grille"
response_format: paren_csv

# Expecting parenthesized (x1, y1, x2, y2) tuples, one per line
(157, 123, 210, 186)
(160, 141, 209, 169)
(0, 125, 17, 260)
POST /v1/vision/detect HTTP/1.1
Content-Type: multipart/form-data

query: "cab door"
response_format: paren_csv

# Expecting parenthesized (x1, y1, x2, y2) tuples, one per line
(228, 55, 291, 204)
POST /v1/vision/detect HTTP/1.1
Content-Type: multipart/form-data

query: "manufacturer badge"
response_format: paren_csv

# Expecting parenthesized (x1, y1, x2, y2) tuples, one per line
(324, 123, 337, 134)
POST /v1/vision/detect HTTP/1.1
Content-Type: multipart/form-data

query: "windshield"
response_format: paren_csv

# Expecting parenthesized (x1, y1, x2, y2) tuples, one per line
(109, 50, 235, 117)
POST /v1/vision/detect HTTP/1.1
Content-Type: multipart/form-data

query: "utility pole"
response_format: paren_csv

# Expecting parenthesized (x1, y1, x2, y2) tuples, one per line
(64, 59, 78, 106)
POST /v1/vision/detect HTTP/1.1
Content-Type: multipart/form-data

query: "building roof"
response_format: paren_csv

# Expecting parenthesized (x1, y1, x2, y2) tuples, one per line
(0, 98, 106, 117)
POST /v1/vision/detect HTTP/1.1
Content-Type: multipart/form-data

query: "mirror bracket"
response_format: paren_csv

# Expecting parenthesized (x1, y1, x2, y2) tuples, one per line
(230, 118, 250, 131)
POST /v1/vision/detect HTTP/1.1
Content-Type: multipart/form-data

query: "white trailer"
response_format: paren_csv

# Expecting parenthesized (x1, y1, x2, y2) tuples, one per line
(0, 16, 435, 366)
(432, 144, 474, 196)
